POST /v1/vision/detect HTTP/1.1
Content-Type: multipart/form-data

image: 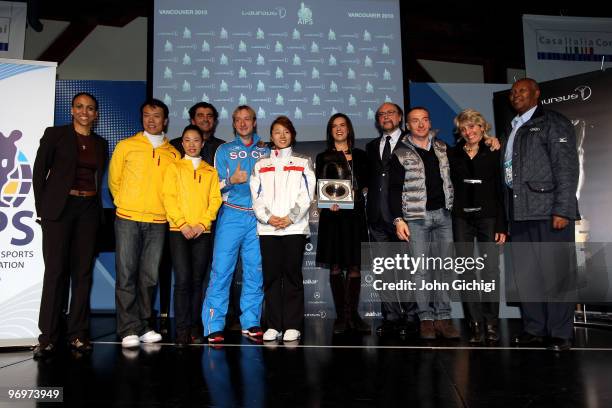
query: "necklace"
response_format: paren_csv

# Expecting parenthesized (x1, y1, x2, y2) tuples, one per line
(463, 144, 479, 153)
(76, 130, 91, 150)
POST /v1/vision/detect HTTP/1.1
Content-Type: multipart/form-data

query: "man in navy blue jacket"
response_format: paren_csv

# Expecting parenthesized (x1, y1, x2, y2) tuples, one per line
(503, 78, 579, 352)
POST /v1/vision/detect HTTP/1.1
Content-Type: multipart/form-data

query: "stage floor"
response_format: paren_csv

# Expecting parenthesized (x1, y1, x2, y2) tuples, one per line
(1, 317, 612, 407)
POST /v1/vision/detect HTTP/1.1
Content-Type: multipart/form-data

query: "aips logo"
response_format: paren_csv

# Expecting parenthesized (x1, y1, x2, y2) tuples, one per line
(297, 2, 313, 25)
(541, 85, 592, 106)
(0, 130, 35, 245)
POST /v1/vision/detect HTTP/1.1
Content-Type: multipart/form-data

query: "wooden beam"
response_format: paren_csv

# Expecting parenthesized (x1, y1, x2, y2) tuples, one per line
(37, 20, 98, 64)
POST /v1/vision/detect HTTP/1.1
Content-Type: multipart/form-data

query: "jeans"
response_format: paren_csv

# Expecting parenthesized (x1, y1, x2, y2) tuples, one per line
(115, 217, 166, 338)
(406, 208, 453, 321)
(169, 232, 212, 333)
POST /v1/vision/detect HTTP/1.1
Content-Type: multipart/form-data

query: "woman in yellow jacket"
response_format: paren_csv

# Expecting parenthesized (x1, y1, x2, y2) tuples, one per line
(163, 125, 222, 346)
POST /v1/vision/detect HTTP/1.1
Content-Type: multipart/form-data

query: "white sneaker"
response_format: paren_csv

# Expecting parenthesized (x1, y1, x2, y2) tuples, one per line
(283, 329, 301, 342)
(139, 330, 162, 343)
(263, 329, 282, 341)
(122, 334, 140, 348)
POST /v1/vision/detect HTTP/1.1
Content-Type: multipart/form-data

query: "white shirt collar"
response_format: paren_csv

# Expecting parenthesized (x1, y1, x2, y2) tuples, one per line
(512, 105, 537, 129)
(144, 130, 165, 148)
(384, 127, 402, 142)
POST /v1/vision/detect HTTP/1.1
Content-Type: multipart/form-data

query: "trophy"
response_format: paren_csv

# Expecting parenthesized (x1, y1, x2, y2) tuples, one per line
(317, 179, 354, 209)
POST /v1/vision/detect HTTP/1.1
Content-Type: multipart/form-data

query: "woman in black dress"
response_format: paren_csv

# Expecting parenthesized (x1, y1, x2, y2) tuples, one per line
(315, 113, 369, 334)
(449, 108, 507, 344)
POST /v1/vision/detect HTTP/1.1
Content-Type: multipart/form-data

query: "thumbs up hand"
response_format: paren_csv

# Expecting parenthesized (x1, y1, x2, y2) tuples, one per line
(229, 161, 248, 185)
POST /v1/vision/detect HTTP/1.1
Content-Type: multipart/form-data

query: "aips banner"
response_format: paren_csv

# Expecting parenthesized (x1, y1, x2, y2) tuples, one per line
(523, 14, 612, 82)
(0, 58, 56, 347)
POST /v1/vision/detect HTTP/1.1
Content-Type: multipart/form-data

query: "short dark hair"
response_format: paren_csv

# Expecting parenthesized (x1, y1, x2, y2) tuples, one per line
(140, 98, 169, 119)
(406, 106, 430, 118)
(188, 102, 219, 122)
(326, 113, 355, 150)
(514, 77, 540, 91)
(182, 124, 203, 140)
(72, 92, 98, 110)
(269, 115, 297, 146)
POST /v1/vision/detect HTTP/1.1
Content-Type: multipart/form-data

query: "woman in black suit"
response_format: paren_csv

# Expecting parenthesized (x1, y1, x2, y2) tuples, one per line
(32, 92, 108, 358)
(315, 113, 369, 334)
(448, 108, 506, 344)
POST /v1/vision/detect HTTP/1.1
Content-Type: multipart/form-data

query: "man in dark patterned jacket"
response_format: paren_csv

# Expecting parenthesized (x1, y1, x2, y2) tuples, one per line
(503, 78, 579, 352)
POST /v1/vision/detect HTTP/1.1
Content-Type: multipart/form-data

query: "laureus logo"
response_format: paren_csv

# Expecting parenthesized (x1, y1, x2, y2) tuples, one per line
(541, 85, 592, 105)
(574, 85, 592, 101)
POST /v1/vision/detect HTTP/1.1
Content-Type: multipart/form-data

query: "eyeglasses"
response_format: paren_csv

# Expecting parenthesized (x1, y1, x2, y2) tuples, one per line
(377, 110, 398, 117)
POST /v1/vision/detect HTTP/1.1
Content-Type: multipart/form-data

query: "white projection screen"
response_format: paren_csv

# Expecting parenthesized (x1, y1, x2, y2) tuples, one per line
(152, 0, 404, 141)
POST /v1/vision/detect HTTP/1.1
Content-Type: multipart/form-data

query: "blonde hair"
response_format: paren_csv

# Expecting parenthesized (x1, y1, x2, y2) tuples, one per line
(453, 108, 492, 137)
(232, 105, 257, 135)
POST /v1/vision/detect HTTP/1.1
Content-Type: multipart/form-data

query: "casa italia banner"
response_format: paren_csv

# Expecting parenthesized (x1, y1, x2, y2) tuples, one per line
(0, 58, 56, 347)
(523, 14, 612, 82)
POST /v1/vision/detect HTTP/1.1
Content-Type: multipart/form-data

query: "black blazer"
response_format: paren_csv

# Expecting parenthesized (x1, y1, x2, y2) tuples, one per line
(365, 132, 405, 223)
(33, 124, 108, 221)
(448, 139, 506, 233)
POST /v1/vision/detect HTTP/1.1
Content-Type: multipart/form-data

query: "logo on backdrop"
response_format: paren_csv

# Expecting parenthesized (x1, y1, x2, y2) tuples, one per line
(0, 129, 34, 245)
(242, 7, 286, 19)
(541, 85, 592, 105)
(297, 2, 313, 25)
(574, 85, 592, 101)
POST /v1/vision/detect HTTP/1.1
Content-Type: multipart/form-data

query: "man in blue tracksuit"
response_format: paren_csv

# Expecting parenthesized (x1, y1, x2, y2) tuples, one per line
(203, 105, 270, 343)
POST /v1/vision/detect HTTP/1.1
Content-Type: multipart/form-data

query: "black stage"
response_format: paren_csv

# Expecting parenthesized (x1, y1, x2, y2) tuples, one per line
(1, 316, 612, 407)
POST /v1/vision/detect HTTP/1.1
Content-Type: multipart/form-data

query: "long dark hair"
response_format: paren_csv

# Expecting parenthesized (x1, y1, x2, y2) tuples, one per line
(325, 113, 355, 151)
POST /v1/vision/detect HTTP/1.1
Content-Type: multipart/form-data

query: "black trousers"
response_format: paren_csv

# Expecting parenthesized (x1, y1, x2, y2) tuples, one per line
(260, 235, 306, 331)
(39, 196, 99, 344)
(168, 232, 212, 333)
(453, 216, 500, 324)
(368, 218, 417, 322)
(509, 218, 576, 339)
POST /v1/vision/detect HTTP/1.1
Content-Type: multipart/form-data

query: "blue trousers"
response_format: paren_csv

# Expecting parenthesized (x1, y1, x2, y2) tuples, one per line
(202, 205, 263, 334)
(406, 208, 454, 321)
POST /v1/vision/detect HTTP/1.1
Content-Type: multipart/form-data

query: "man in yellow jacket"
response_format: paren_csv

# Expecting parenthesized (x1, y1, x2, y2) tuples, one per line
(108, 99, 179, 348)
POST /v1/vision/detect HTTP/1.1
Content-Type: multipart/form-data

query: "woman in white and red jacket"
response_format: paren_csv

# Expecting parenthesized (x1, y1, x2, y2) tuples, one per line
(250, 116, 316, 342)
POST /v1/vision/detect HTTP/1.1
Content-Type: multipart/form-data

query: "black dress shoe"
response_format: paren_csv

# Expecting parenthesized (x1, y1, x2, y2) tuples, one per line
(349, 314, 371, 334)
(485, 324, 499, 343)
(469, 322, 484, 344)
(33, 343, 56, 359)
(548, 337, 571, 351)
(376, 320, 397, 337)
(69, 338, 93, 353)
(333, 318, 348, 335)
(512, 332, 546, 345)
(397, 321, 418, 337)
